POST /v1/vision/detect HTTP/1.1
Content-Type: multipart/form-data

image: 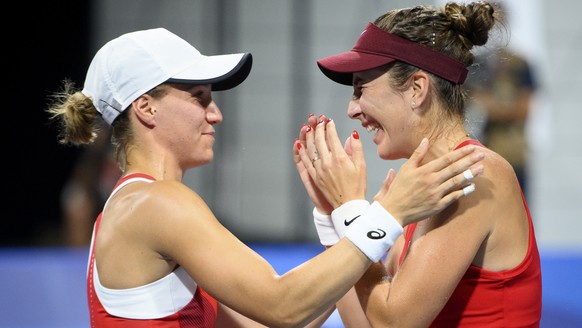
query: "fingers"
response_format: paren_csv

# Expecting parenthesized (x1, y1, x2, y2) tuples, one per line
(348, 130, 365, 170)
(437, 181, 478, 209)
(439, 151, 485, 187)
(407, 138, 429, 168)
(373, 168, 395, 202)
(313, 119, 330, 164)
(296, 131, 318, 179)
(424, 143, 480, 174)
(443, 164, 484, 197)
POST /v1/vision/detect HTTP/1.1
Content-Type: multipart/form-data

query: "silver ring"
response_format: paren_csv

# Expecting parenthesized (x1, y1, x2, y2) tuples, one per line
(311, 157, 320, 165)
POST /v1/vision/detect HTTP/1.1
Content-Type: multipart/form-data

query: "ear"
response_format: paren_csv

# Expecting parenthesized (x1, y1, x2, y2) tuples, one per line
(131, 94, 157, 127)
(409, 71, 431, 110)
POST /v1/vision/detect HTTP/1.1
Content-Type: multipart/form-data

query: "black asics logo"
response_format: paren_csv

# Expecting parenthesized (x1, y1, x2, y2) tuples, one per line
(344, 215, 360, 226)
(367, 229, 386, 240)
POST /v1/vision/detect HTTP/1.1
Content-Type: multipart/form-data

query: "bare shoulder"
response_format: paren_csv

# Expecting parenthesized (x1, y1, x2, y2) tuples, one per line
(137, 180, 213, 220)
(106, 179, 216, 235)
(428, 146, 520, 231)
(475, 146, 522, 196)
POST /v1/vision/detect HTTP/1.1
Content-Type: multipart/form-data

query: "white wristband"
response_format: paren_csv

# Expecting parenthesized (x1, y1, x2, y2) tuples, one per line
(331, 200, 371, 238)
(313, 208, 340, 246)
(345, 201, 404, 262)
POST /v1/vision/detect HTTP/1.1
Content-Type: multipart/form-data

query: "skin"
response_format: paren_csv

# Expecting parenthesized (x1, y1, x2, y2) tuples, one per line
(94, 82, 486, 328)
(297, 67, 530, 327)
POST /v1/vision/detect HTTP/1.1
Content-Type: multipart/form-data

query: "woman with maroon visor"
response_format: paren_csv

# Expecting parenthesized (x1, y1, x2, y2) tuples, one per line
(294, 2, 541, 327)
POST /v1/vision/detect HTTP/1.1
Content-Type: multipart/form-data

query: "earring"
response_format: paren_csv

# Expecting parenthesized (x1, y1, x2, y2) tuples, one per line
(411, 101, 416, 108)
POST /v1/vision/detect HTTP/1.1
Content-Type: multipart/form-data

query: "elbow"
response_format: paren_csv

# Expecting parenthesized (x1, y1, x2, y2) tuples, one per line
(262, 309, 310, 328)
(258, 301, 316, 328)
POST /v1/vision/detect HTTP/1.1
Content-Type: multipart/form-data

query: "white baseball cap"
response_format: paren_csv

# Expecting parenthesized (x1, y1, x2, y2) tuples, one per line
(82, 28, 253, 125)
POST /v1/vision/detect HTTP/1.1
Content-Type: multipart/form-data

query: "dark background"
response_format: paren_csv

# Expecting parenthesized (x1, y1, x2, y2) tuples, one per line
(3, 2, 91, 246)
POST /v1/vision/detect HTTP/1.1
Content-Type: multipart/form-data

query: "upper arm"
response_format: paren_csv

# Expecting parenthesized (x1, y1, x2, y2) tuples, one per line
(215, 303, 269, 328)
(143, 182, 281, 316)
(360, 170, 497, 327)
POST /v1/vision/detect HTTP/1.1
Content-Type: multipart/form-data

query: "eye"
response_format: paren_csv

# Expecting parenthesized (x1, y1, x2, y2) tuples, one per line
(352, 86, 362, 100)
(190, 89, 212, 107)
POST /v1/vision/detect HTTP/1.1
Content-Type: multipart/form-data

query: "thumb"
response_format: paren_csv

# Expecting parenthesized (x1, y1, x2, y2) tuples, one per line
(344, 136, 352, 157)
(349, 130, 365, 169)
(407, 137, 429, 168)
(374, 168, 395, 201)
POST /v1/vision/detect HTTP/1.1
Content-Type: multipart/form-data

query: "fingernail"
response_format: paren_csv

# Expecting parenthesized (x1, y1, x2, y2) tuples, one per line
(296, 142, 302, 150)
(308, 113, 315, 118)
(306, 126, 312, 133)
(474, 152, 485, 160)
(474, 165, 484, 176)
(352, 130, 359, 139)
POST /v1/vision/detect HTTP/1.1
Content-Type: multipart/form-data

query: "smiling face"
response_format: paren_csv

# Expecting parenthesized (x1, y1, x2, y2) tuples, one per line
(151, 83, 223, 168)
(348, 67, 419, 160)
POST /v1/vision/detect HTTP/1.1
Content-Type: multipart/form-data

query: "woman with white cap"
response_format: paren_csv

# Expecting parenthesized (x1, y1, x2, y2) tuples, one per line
(294, 2, 541, 327)
(47, 27, 483, 327)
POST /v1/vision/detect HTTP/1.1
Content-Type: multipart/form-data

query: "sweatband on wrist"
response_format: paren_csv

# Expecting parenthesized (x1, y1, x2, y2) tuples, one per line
(344, 201, 404, 262)
(331, 200, 370, 238)
(313, 208, 340, 246)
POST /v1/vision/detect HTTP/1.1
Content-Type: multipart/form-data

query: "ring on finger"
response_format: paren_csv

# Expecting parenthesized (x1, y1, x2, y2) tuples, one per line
(312, 157, 320, 165)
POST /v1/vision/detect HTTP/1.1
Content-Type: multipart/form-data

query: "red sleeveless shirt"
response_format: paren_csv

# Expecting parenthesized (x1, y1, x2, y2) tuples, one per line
(399, 140, 541, 327)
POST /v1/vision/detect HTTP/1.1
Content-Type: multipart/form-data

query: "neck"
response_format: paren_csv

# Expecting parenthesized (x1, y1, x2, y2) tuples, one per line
(124, 151, 184, 182)
(421, 127, 470, 164)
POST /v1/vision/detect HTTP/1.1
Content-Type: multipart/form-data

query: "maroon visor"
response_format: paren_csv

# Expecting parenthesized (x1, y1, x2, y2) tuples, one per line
(317, 22, 468, 85)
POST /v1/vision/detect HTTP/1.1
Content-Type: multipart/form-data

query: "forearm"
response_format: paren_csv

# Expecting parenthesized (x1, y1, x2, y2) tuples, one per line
(355, 263, 396, 328)
(268, 239, 370, 327)
(303, 305, 337, 328)
(336, 287, 372, 328)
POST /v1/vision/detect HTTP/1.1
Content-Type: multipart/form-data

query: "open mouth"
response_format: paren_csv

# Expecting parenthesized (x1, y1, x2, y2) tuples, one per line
(364, 119, 381, 134)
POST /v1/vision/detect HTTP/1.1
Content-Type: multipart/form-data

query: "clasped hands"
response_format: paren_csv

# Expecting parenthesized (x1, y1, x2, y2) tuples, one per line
(293, 114, 484, 227)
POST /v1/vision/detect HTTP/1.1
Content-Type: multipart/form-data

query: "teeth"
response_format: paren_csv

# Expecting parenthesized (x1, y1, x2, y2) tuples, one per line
(366, 125, 379, 133)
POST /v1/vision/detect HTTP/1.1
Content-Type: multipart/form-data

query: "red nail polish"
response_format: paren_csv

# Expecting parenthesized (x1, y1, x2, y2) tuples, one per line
(306, 126, 312, 132)
(308, 113, 315, 117)
(352, 130, 359, 139)
(296, 142, 302, 150)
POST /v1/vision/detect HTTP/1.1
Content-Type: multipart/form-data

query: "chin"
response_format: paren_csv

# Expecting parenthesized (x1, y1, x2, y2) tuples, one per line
(377, 147, 407, 161)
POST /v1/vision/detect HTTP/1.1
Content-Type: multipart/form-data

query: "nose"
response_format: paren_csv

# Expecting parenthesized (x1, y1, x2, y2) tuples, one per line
(347, 99, 362, 120)
(206, 101, 223, 124)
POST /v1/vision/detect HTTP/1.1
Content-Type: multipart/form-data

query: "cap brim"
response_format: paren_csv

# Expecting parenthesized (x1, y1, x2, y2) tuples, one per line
(317, 51, 396, 86)
(168, 52, 253, 91)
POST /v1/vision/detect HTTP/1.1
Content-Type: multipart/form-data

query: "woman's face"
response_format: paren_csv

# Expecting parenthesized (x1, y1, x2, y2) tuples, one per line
(152, 83, 223, 168)
(348, 68, 416, 160)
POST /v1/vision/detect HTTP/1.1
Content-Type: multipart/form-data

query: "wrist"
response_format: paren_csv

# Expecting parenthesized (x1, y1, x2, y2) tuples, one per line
(376, 200, 404, 226)
(313, 207, 340, 246)
(331, 199, 371, 238)
(344, 201, 404, 262)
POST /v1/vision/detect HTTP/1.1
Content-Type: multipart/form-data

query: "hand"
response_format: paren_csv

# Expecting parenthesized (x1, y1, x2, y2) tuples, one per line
(293, 115, 333, 214)
(376, 138, 484, 226)
(296, 116, 367, 209)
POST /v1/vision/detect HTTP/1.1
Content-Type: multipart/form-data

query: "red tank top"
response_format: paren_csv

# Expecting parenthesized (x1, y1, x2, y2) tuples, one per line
(399, 140, 541, 327)
(87, 173, 218, 327)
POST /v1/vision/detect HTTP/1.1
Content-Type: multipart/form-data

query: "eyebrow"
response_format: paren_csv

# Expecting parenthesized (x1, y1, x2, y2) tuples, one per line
(352, 76, 363, 87)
